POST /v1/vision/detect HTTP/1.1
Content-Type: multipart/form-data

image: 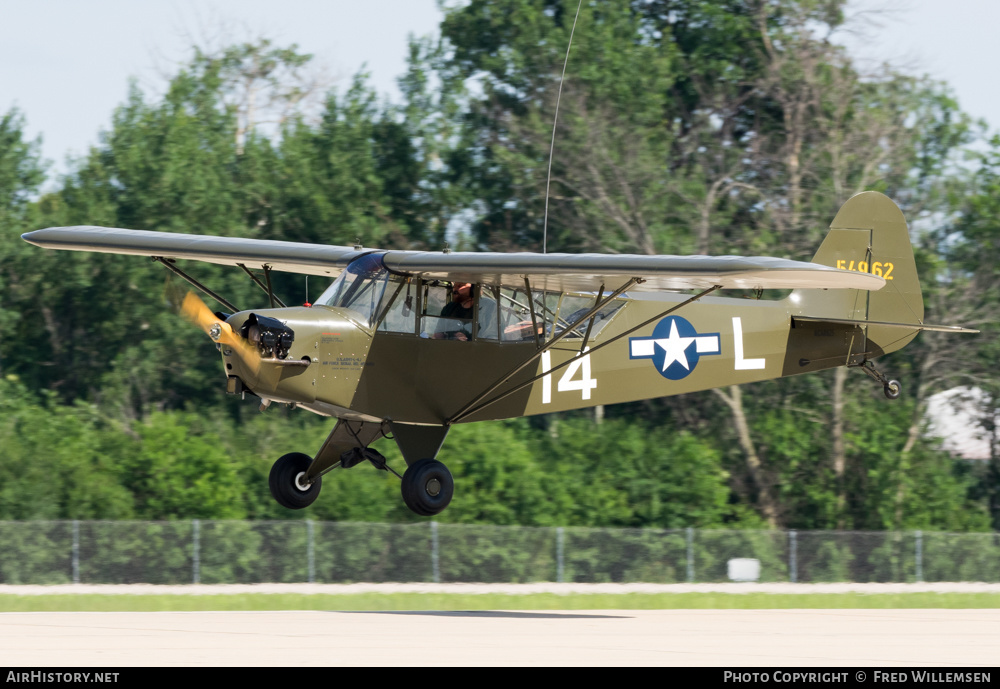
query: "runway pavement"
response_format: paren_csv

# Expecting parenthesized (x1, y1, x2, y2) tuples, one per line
(2, 609, 998, 666)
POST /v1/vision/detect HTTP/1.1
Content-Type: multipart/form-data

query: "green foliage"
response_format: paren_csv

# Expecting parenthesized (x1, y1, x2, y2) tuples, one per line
(0, 378, 134, 520)
(525, 419, 732, 527)
(0, 108, 45, 224)
(122, 413, 248, 519)
(0, 7, 995, 533)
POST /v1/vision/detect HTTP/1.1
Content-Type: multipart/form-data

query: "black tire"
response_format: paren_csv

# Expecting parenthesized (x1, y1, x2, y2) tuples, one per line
(269, 452, 322, 509)
(884, 380, 902, 400)
(401, 458, 454, 516)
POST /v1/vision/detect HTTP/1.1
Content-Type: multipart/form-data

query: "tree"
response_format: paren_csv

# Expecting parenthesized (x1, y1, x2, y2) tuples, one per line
(930, 135, 1000, 529)
(0, 108, 46, 378)
(435, 0, 980, 528)
(2, 42, 427, 419)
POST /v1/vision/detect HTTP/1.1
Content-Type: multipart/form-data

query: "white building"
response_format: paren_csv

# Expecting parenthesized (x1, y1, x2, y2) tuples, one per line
(924, 387, 996, 460)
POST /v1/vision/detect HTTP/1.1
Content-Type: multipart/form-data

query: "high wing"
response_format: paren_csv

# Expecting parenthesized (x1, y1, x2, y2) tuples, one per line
(380, 251, 885, 292)
(21, 226, 365, 277)
(22, 225, 885, 292)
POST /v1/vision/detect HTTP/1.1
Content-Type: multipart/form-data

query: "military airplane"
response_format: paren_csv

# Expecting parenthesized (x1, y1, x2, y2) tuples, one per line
(22, 191, 976, 516)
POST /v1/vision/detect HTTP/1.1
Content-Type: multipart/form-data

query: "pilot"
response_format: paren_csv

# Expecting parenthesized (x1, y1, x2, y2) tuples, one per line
(434, 282, 474, 340)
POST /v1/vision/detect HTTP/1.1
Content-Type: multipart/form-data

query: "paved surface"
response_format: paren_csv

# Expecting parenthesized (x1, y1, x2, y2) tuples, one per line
(1, 609, 998, 666)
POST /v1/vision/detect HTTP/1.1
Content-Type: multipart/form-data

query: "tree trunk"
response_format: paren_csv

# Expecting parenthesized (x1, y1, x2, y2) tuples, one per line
(893, 379, 927, 528)
(715, 384, 778, 526)
(832, 366, 848, 528)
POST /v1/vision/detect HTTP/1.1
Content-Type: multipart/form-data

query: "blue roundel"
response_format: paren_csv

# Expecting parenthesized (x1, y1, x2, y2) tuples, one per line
(629, 315, 722, 381)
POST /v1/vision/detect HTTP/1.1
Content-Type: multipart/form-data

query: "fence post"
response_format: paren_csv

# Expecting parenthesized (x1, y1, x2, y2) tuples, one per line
(431, 521, 440, 584)
(789, 530, 797, 583)
(307, 520, 315, 584)
(192, 519, 200, 585)
(915, 530, 923, 583)
(556, 527, 565, 583)
(686, 527, 694, 583)
(72, 520, 80, 585)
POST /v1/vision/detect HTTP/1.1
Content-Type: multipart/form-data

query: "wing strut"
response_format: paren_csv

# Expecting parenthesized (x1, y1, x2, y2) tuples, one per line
(446, 278, 640, 424)
(153, 257, 239, 312)
(448, 283, 724, 424)
(237, 264, 287, 308)
(579, 283, 605, 353)
(523, 277, 542, 348)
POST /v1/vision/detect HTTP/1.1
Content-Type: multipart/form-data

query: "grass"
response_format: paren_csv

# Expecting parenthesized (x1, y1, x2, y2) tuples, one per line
(1, 592, 999, 612)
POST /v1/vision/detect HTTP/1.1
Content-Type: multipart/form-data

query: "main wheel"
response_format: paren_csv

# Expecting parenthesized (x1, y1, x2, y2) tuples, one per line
(884, 380, 902, 400)
(269, 452, 322, 509)
(401, 458, 454, 516)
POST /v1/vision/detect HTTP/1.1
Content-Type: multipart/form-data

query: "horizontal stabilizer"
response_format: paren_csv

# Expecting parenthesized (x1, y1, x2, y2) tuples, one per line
(793, 315, 978, 334)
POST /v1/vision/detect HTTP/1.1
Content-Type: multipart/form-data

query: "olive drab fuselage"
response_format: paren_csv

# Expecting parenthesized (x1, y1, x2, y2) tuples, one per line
(222, 288, 896, 426)
(222, 191, 928, 426)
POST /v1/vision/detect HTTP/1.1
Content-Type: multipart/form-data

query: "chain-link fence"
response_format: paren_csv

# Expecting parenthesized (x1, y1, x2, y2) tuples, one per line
(0, 521, 998, 585)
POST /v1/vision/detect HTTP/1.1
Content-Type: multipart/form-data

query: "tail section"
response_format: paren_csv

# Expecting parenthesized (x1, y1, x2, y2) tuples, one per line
(790, 191, 924, 357)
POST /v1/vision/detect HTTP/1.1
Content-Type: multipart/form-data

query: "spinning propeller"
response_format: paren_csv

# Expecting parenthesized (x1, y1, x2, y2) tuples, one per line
(179, 291, 261, 374)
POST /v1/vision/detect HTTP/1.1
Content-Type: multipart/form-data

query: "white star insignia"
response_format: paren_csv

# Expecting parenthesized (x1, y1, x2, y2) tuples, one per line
(654, 319, 695, 372)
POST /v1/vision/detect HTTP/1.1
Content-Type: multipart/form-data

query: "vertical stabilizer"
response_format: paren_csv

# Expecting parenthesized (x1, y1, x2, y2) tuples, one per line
(790, 191, 923, 357)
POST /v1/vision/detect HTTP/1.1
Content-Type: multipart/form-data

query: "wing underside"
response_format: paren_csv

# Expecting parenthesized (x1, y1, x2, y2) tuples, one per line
(23, 225, 886, 292)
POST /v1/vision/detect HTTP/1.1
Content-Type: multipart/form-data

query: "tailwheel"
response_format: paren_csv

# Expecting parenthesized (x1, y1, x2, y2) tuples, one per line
(269, 452, 322, 509)
(401, 458, 454, 516)
(855, 360, 902, 402)
(884, 379, 902, 400)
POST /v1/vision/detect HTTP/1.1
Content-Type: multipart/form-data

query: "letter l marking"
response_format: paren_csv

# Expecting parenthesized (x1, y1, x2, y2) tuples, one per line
(733, 317, 765, 370)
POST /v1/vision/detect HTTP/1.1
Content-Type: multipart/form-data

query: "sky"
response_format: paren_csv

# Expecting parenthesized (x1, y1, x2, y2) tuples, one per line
(838, 0, 1000, 128)
(1, 0, 999, 178)
(0, 0, 443, 176)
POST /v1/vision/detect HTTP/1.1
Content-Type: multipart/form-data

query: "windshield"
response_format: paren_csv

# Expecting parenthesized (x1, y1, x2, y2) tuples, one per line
(315, 253, 389, 326)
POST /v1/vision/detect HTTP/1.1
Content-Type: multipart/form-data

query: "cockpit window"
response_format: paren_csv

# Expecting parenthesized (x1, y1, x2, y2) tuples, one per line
(477, 286, 623, 341)
(315, 253, 389, 326)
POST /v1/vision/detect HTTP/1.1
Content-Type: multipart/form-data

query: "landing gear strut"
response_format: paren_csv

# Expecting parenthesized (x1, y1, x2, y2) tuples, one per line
(267, 420, 455, 516)
(854, 360, 902, 400)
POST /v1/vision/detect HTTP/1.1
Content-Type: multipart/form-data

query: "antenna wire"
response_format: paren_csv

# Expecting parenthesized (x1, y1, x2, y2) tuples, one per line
(542, 0, 584, 254)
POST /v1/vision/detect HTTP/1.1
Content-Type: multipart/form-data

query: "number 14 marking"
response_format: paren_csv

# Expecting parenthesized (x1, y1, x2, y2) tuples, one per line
(541, 349, 597, 404)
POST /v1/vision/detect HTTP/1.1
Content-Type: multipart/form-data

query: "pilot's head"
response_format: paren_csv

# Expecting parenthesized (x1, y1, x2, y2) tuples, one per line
(453, 283, 472, 301)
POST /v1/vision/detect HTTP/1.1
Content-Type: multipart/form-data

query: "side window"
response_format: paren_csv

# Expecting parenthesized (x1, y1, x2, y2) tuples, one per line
(477, 285, 499, 340)
(419, 282, 474, 340)
(376, 277, 417, 334)
(500, 288, 544, 341)
(418, 282, 446, 337)
(477, 285, 560, 342)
